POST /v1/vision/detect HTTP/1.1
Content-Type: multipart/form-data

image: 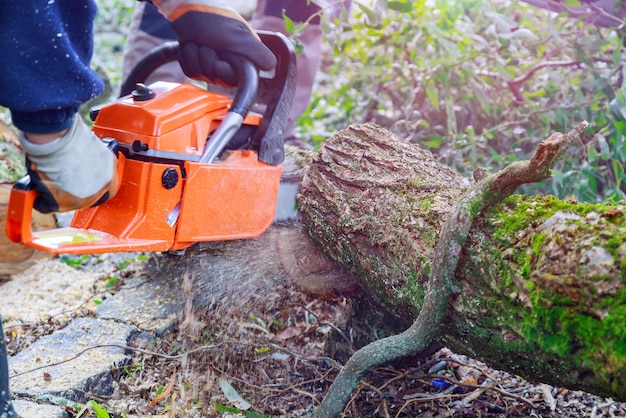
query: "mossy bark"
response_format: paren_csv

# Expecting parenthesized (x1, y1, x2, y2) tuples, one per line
(298, 123, 626, 401)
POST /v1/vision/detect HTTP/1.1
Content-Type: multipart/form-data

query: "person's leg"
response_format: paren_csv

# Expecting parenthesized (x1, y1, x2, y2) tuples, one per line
(120, 2, 186, 87)
(0, 319, 17, 417)
(250, 0, 323, 147)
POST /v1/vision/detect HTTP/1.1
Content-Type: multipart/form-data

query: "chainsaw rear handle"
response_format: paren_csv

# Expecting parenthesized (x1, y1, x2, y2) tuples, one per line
(225, 54, 258, 117)
(118, 32, 297, 166)
(119, 42, 178, 97)
(119, 42, 258, 119)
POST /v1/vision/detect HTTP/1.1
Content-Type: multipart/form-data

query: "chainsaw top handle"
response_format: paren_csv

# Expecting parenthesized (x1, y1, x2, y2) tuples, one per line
(119, 42, 258, 119)
(117, 32, 296, 166)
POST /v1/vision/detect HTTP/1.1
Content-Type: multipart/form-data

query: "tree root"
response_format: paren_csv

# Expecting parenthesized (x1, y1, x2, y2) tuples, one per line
(315, 121, 588, 417)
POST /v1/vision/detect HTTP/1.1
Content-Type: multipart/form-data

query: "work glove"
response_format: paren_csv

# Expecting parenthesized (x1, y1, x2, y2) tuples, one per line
(163, 3, 277, 85)
(19, 117, 120, 214)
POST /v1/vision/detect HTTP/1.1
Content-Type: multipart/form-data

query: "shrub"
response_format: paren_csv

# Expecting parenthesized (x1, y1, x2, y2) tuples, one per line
(299, 0, 626, 202)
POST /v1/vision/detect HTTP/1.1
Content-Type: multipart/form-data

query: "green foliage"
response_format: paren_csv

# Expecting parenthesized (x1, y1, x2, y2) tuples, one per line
(106, 275, 119, 288)
(76, 400, 111, 418)
(59, 254, 90, 268)
(90, 400, 112, 418)
(123, 361, 143, 384)
(299, 0, 626, 202)
(117, 253, 150, 271)
(93, 0, 135, 88)
(213, 403, 270, 418)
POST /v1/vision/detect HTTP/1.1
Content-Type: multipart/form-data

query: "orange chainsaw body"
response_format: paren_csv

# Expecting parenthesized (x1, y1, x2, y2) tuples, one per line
(6, 81, 281, 254)
(6, 32, 296, 254)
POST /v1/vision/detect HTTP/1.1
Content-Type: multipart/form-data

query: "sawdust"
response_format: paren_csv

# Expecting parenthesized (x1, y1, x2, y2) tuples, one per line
(0, 259, 104, 325)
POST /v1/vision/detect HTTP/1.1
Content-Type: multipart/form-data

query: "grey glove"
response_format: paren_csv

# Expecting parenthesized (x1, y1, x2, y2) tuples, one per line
(19, 117, 120, 213)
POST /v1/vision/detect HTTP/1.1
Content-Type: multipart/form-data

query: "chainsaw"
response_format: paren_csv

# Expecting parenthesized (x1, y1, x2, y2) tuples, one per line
(5, 31, 296, 255)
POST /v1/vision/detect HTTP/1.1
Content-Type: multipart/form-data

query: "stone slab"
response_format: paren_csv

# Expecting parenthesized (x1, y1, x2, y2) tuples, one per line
(8, 317, 135, 402)
(96, 275, 183, 335)
(12, 399, 69, 418)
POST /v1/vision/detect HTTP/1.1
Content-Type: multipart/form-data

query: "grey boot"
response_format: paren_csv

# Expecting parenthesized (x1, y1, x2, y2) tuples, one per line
(0, 319, 17, 417)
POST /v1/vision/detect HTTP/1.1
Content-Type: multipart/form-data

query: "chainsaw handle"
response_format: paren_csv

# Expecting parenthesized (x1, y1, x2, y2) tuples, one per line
(118, 34, 296, 166)
(119, 42, 258, 120)
(119, 42, 179, 97)
(197, 53, 258, 163)
(5, 177, 36, 245)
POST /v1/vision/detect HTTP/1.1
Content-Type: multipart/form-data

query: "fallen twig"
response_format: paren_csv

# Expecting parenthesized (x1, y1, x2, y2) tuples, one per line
(148, 368, 177, 408)
(9, 343, 218, 378)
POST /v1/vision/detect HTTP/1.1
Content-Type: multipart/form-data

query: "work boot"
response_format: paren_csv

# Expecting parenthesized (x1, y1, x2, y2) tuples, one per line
(19, 117, 120, 214)
(1, 319, 18, 417)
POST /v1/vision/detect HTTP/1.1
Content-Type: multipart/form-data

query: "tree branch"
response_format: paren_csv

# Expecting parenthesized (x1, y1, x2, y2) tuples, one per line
(507, 61, 582, 103)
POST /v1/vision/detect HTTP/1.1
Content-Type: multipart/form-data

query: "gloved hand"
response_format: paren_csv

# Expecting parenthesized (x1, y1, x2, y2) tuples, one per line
(167, 6, 277, 85)
(19, 117, 120, 214)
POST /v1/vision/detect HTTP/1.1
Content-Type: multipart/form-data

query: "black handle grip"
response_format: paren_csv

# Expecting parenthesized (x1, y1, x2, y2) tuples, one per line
(116, 33, 296, 167)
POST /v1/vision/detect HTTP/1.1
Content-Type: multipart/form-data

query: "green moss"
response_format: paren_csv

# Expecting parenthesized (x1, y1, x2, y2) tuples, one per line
(399, 270, 427, 311)
(487, 194, 621, 240)
(607, 235, 625, 262)
(449, 282, 626, 396)
(485, 194, 626, 283)
(419, 195, 434, 212)
(531, 232, 548, 256)
(492, 249, 516, 289)
(469, 194, 487, 219)
(407, 177, 426, 188)
(517, 287, 626, 394)
(455, 194, 626, 397)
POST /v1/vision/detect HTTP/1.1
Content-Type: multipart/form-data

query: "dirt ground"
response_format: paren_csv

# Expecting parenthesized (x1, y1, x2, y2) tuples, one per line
(3, 250, 625, 418)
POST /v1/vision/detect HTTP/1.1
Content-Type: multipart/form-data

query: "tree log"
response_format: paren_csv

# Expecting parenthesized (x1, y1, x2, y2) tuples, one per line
(298, 123, 626, 402)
